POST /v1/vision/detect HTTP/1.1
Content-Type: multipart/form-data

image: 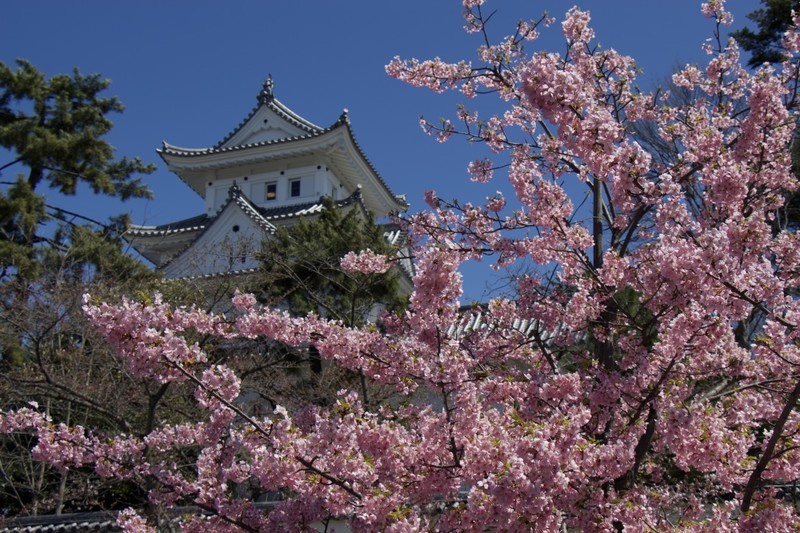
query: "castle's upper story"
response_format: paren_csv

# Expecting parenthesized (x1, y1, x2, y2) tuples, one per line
(156, 76, 407, 219)
(127, 77, 409, 280)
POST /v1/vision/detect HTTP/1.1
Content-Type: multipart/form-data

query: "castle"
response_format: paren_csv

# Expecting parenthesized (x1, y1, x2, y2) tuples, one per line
(127, 77, 409, 282)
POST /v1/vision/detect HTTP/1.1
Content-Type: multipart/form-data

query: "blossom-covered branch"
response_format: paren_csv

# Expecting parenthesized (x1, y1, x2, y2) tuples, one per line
(4, 0, 800, 529)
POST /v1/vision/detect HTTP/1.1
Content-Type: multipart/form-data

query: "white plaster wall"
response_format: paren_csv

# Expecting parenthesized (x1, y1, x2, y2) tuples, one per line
(163, 206, 265, 278)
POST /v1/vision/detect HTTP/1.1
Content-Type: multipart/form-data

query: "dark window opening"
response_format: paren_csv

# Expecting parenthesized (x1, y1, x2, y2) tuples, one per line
(266, 182, 277, 200)
(290, 179, 301, 197)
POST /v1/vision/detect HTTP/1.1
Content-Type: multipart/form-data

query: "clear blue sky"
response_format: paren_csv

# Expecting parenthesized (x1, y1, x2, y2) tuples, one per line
(0, 1, 760, 299)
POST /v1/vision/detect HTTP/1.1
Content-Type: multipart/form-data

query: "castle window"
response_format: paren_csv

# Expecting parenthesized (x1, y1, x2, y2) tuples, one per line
(266, 182, 277, 201)
(290, 178, 301, 198)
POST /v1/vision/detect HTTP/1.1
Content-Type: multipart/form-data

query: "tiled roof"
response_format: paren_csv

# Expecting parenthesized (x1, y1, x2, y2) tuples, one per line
(160, 131, 325, 157)
(382, 224, 407, 247)
(155, 187, 368, 273)
(256, 188, 364, 221)
(256, 199, 326, 219)
(130, 189, 368, 240)
(3, 511, 121, 532)
(157, 77, 407, 211)
(446, 309, 562, 341)
(337, 116, 408, 210)
(213, 75, 325, 149)
(128, 213, 210, 236)
(169, 267, 261, 281)
(381, 224, 414, 280)
(159, 78, 333, 159)
(230, 186, 277, 234)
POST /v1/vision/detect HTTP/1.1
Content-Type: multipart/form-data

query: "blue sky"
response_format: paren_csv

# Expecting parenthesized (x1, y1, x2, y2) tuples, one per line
(0, 1, 761, 299)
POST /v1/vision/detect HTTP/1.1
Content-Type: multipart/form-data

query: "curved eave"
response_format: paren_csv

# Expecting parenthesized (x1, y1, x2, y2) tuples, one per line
(127, 225, 206, 237)
(170, 267, 261, 282)
(259, 188, 367, 222)
(127, 216, 209, 237)
(159, 129, 326, 159)
(158, 131, 327, 197)
(160, 123, 407, 215)
(158, 123, 408, 213)
(339, 119, 408, 213)
(124, 228, 202, 267)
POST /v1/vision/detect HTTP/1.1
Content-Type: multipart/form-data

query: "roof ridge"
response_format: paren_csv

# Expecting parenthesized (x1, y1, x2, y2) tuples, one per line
(229, 184, 278, 234)
(212, 77, 325, 150)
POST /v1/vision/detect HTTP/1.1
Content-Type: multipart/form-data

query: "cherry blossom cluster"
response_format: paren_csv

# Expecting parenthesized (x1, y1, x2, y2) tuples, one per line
(4, 0, 800, 530)
(340, 250, 392, 275)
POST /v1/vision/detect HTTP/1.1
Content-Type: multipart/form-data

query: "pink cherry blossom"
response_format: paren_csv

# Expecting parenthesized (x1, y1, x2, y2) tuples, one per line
(4, 1, 800, 530)
(340, 249, 392, 274)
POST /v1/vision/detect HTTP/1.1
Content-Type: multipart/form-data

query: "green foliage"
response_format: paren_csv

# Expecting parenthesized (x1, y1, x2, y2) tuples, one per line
(0, 178, 154, 282)
(0, 61, 164, 514)
(56, 222, 152, 283)
(0, 59, 154, 197)
(732, 0, 800, 67)
(0, 178, 47, 279)
(0, 59, 155, 281)
(256, 198, 407, 406)
(258, 197, 406, 327)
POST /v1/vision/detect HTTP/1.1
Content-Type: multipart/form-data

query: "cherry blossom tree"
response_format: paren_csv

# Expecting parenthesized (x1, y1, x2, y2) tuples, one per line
(4, 0, 800, 530)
